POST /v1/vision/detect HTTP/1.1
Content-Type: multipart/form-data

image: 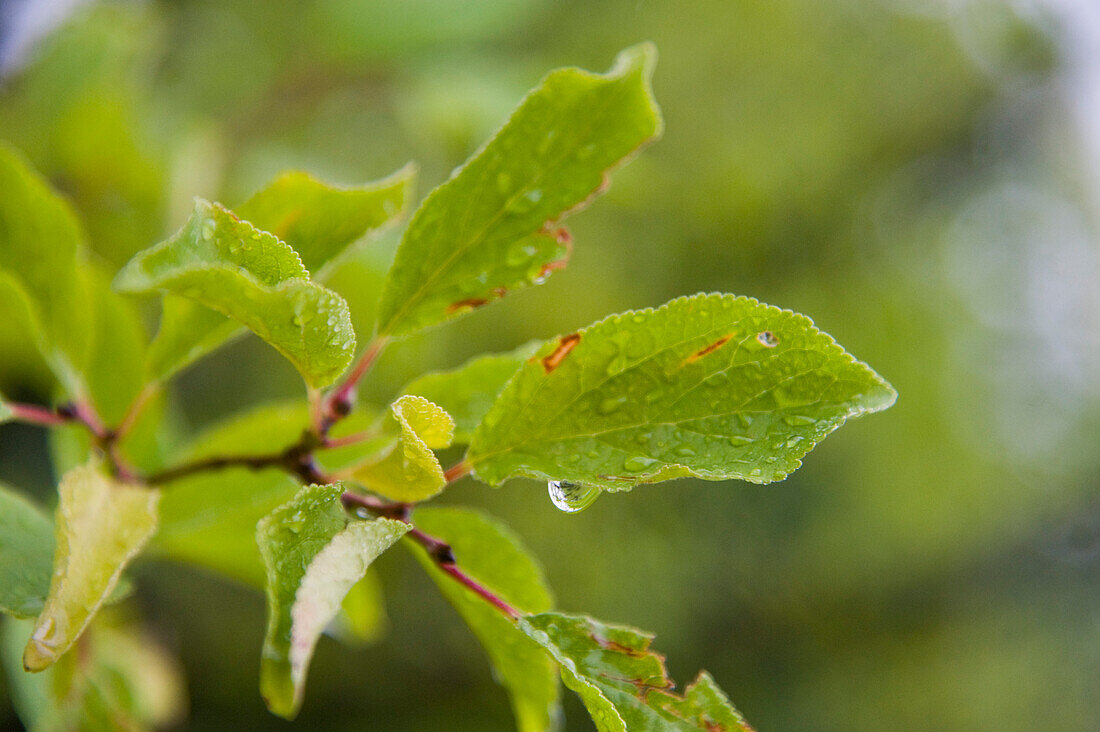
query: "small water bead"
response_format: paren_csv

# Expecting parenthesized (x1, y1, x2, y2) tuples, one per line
(201, 219, 216, 241)
(548, 481, 601, 513)
(506, 241, 538, 267)
(786, 436, 804, 449)
(756, 331, 779, 348)
(598, 396, 627, 415)
(623, 455, 658, 472)
(728, 435, 754, 447)
(674, 444, 696, 457)
(782, 414, 817, 427)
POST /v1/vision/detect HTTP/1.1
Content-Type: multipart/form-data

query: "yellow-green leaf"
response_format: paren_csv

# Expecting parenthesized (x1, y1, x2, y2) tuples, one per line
(352, 395, 455, 502)
(23, 461, 159, 672)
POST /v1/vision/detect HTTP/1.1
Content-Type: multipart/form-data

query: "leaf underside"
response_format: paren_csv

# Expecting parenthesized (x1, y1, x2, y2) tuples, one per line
(257, 483, 408, 719)
(377, 43, 663, 337)
(468, 292, 896, 491)
(0, 485, 55, 619)
(23, 461, 159, 672)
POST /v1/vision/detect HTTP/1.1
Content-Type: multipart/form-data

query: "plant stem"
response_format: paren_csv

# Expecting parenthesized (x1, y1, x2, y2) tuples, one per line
(339, 491, 520, 621)
(322, 336, 389, 433)
(444, 460, 471, 483)
(5, 402, 73, 427)
(114, 383, 160, 442)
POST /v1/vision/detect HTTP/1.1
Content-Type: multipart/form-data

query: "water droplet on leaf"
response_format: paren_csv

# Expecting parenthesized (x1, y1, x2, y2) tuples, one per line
(623, 455, 658, 472)
(201, 219, 216, 241)
(548, 480, 601, 513)
(598, 396, 627, 415)
(783, 414, 817, 427)
(728, 435, 754, 446)
(756, 331, 779, 348)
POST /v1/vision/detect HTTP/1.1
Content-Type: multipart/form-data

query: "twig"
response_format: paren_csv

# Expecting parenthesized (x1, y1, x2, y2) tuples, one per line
(444, 460, 471, 483)
(322, 336, 389, 433)
(114, 383, 159, 442)
(5, 402, 73, 427)
(339, 491, 520, 621)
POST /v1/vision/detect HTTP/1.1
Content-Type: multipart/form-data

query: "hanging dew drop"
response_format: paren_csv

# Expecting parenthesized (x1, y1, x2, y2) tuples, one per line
(548, 481, 601, 513)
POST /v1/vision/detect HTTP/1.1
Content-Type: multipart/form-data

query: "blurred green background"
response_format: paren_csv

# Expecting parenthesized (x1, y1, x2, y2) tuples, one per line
(1, 0, 1099, 729)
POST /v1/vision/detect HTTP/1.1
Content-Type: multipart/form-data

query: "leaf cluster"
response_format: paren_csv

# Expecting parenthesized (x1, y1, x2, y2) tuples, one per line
(0, 44, 894, 729)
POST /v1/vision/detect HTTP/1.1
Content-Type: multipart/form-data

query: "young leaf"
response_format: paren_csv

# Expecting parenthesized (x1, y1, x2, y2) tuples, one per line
(257, 483, 409, 719)
(0, 143, 91, 394)
(0, 484, 55, 619)
(145, 166, 415, 381)
(236, 165, 417, 274)
(518, 612, 753, 732)
(351, 395, 455, 502)
(377, 43, 663, 336)
(467, 293, 896, 493)
(23, 461, 159, 672)
(114, 198, 356, 388)
(401, 341, 540, 443)
(410, 507, 560, 732)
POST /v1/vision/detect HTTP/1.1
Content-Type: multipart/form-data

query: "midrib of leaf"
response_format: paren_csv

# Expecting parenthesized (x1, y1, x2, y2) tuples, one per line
(469, 309, 881, 466)
(381, 72, 636, 336)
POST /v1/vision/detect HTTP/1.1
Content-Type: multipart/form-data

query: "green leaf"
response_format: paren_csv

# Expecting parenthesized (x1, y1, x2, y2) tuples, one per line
(467, 293, 897, 494)
(519, 612, 753, 732)
(145, 296, 243, 383)
(410, 507, 560, 732)
(0, 143, 91, 394)
(23, 461, 159, 672)
(142, 166, 414, 383)
(114, 198, 356, 388)
(257, 483, 409, 719)
(351, 395, 454, 502)
(0, 397, 13, 423)
(236, 164, 417, 274)
(156, 470, 300, 589)
(76, 260, 148, 425)
(377, 43, 662, 336)
(402, 341, 540, 443)
(0, 484, 54, 619)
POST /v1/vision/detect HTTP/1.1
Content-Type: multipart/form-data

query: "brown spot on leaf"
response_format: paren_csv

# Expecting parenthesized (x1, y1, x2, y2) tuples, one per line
(541, 333, 581, 373)
(446, 297, 491, 313)
(685, 334, 735, 364)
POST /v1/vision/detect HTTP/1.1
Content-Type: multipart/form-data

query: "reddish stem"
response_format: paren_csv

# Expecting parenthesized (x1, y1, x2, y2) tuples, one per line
(322, 429, 377, 449)
(438, 563, 520, 620)
(6, 402, 72, 427)
(323, 337, 389, 431)
(443, 461, 471, 483)
(340, 491, 520, 621)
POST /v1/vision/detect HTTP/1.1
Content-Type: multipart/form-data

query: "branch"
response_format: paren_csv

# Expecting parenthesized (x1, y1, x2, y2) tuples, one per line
(339, 491, 520, 621)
